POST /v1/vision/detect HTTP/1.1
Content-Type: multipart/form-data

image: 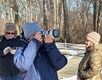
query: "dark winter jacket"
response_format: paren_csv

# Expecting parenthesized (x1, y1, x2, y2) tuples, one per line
(14, 38, 67, 80)
(0, 36, 23, 77)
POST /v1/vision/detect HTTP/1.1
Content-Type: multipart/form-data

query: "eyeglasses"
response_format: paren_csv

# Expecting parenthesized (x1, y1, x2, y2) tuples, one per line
(6, 32, 15, 35)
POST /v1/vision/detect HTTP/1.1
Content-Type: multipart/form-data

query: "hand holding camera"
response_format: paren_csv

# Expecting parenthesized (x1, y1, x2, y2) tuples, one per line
(44, 34, 53, 43)
(33, 32, 43, 43)
(3, 47, 16, 55)
(42, 29, 60, 43)
(33, 29, 60, 43)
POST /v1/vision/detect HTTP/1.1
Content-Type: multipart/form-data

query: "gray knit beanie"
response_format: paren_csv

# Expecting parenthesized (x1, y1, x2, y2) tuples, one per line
(4, 22, 17, 37)
(22, 22, 42, 39)
(4, 23, 17, 32)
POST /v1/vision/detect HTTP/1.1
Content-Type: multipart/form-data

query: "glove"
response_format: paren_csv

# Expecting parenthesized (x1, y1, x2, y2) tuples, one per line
(10, 49, 16, 54)
(3, 47, 11, 55)
(3, 47, 16, 55)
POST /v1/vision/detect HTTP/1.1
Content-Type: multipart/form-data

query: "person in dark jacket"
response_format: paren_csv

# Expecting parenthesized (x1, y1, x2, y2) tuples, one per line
(0, 23, 23, 80)
(14, 22, 67, 80)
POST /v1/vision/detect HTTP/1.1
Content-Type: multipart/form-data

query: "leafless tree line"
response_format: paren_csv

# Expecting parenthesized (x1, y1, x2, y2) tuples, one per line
(0, 0, 102, 43)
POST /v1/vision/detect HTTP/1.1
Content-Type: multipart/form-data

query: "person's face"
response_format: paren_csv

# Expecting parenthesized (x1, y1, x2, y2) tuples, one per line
(85, 39, 94, 48)
(27, 32, 43, 44)
(28, 34, 35, 42)
(5, 31, 15, 39)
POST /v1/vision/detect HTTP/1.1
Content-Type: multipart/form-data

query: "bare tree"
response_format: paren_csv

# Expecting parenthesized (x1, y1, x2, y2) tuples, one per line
(93, 0, 101, 32)
(0, 0, 102, 43)
(43, 0, 48, 30)
(62, 0, 70, 42)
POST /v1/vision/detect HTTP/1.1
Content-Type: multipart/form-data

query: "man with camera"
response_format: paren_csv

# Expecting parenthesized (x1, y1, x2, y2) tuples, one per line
(14, 22, 67, 80)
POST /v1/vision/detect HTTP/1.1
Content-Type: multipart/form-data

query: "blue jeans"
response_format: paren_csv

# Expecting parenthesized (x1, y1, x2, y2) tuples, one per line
(0, 74, 21, 80)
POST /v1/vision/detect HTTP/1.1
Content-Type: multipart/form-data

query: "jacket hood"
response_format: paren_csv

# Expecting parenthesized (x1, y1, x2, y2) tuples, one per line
(22, 22, 42, 39)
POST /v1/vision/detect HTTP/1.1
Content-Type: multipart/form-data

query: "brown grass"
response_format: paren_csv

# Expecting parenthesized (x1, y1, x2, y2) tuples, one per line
(58, 56, 83, 80)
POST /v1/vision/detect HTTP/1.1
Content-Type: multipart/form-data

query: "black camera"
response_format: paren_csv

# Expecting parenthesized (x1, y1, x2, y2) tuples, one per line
(41, 29, 60, 38)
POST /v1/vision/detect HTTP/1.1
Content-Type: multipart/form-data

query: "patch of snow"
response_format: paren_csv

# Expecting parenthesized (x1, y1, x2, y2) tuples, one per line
(61, 75, 77, 80)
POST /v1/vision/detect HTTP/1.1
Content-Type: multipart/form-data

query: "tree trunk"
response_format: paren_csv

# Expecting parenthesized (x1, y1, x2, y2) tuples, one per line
(4, 0, 9, 20)
(62, 0, 69, 42)
(13, 0, 20, 34)
(43, 0, 48, 30)
(93, 0, 100, 32)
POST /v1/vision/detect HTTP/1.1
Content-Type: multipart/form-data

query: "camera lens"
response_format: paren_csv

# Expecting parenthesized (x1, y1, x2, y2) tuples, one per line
(52, 29, 60, 38)
(41, 29, 60, 38)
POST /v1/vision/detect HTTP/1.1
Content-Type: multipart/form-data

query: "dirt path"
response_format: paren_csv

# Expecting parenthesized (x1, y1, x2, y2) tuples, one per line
(58, 56, 83, 80)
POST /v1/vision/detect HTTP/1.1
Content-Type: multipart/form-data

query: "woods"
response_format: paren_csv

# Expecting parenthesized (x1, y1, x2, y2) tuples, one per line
(0, 0, 102, 43)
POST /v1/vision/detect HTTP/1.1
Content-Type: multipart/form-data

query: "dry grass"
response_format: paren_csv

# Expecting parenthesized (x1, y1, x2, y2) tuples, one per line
(58, 56, 83, 80)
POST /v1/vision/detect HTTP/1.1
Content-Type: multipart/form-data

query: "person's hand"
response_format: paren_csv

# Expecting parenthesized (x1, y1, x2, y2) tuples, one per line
(3, 47, 16, 55)
(3, 47, 11, 55)
(33, 32, 43, 43)
(44, 34, 53, 43)
(10, 49, 16, 54)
